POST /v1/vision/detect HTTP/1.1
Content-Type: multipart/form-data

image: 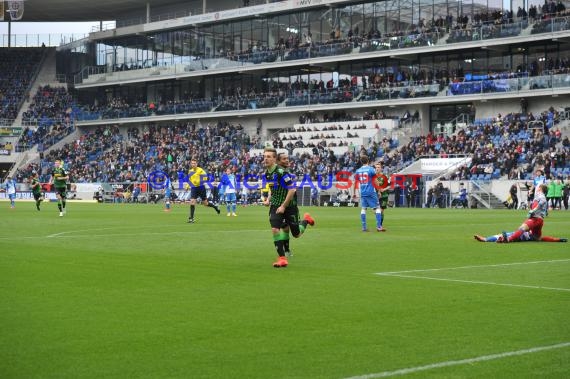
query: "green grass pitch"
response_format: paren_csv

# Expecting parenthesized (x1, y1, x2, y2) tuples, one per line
(1, 202, 569, 378)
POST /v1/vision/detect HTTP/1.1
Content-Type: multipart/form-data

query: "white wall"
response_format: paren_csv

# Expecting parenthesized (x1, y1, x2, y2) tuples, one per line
(474, 95, 570, 120)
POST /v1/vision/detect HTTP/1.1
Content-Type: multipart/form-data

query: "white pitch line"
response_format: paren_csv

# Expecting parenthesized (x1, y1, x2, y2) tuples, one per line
(343, 341, 570, 379)
(45, 229, 269, 239)
(375, 259, 570, 275)
(45, 224, 192, 238)
(379, 273, 570, 292)
(0, 227, 269, 240)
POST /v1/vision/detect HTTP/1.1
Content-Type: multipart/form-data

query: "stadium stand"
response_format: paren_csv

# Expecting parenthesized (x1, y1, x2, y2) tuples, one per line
(2, 0, 570, 209)
(0, 48, 43, 123)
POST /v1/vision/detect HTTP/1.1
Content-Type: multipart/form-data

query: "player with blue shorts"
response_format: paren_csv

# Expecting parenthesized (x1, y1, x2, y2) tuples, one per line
(220, 167, 238, 216)
(354, 156, 382, 232)
(164, 176, 172, 212)
(3, 176, 17, 209)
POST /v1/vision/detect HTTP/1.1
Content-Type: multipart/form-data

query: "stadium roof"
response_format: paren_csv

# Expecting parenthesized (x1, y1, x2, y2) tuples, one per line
(19, 0, 183, 22)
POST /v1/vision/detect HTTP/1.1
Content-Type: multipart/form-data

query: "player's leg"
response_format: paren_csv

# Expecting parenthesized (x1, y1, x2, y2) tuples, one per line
(479, 232, 514, 242)
(231, 193, 237, 216)
(270, 207, 288, 267)
(377, 196, 387, 231)
(205, 200, 220, 214)
(56, 191, 64, 216)
(540, 235, 567, 242)
(289, 207, 313, 238)
(504, 220, 532, 242)
(9, 193, 15, 208)
(369, 196, 382, 232)
(188, 188, 197, 222)
(201, 187, 220, 214)
(165, 192, 171, 211)
(375, 207, 385, 231)
(360, 195, 370, 231)
(474, 234, 488, 242)
(360, 207, 368, 231)
(225, 193, 231, 215)
(61, 189, 67, 213)
(34, 193, 41, 210)
(282, 223, 291, 257)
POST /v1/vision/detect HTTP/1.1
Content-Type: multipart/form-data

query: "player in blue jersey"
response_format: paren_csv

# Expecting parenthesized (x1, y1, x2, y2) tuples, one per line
(219, 167, 238, 216)
(164, 176, 172, 212)
(2, 176, 17, 208)
(354, 155, 382, 232)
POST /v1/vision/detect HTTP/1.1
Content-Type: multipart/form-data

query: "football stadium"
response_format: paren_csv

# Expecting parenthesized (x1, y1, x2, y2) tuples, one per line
(1, 0, 569, 377)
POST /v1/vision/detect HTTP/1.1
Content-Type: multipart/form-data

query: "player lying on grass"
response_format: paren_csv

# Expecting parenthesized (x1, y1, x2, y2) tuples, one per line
(500, 183, 548, 243)
(474, 231, 567, 243)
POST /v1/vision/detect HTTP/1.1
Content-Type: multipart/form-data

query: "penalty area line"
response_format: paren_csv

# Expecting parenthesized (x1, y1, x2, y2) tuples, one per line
(375, 259, 570, 275)
(377, 273, 570, 292)
(343, 341, 570, 379)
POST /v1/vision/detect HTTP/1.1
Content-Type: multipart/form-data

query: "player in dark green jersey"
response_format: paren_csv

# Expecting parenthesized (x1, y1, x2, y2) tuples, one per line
(374, 162, 389, 231)
(276, 152, 292, 256)
(30, 171, 43, 211)
(263, 148, 314, 268)
(50, 160, 69, 217)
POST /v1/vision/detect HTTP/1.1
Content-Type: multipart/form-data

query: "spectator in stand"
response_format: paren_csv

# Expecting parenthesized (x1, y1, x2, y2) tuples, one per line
(563, 177, 570, 210)
(549, 176, 564, 210)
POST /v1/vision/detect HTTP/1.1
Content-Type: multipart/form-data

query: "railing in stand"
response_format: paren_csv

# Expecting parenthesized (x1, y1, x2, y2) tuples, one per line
(469, 179, 493, 209)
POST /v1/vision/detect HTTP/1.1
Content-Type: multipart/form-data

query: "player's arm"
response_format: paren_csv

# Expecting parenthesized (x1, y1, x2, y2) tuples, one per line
(527, 196, 546, 217)
(277, 171, 296, 211)
(378, 178, 390, 194)
(352, 173, 360, 200)
(262, 185, 271, 206)
(278, 188, 297, 210)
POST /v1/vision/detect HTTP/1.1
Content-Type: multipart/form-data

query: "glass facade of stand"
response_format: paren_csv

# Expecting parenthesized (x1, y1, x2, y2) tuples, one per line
(86, 0, 529, 70)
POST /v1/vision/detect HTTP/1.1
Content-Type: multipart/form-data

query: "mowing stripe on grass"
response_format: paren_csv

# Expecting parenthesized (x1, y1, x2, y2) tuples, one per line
(378, 273, 570, 292)
(375, 259, 570, 275)
(343, 341, 570, 379)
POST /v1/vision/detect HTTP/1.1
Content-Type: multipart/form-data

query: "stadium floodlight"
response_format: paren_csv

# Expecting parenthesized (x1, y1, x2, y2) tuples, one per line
(6, 0, 24, 21)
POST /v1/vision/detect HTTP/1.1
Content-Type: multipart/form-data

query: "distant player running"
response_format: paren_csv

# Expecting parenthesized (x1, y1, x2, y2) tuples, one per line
(2, 175, 17, 209)
(31, 171, 43, 211)
(187, 158, 220, 223)
(50, 160, 69, 217)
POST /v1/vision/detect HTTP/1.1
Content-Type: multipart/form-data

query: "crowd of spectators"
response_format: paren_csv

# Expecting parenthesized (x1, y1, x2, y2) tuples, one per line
(73, 58, 570, 123)
(407, 108, 569, 181)
(0, 48, 43, 122)
(12, 107, 570, 200)
(16, 85, 77, 152)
